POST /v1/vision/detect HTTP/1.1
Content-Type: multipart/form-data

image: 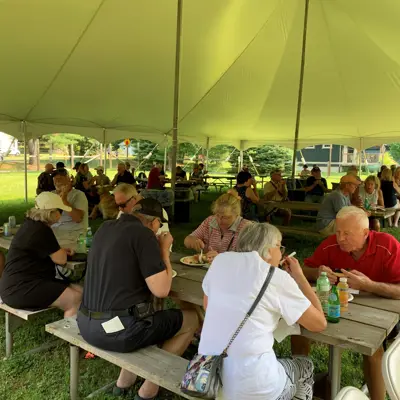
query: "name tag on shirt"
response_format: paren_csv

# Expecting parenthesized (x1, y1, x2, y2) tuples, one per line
(101, 316, 125, 334)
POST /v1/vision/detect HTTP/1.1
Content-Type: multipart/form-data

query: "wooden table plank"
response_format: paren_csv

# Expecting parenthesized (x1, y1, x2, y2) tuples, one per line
(265, 201, 321, 212)
(341, 303, 398, 333)
(170, 278, 203, 307)
(301, 319, 386, 356)
(0, 235, 12, 250)
(352, 292, 400, 315)
(172, 264, 207, 283)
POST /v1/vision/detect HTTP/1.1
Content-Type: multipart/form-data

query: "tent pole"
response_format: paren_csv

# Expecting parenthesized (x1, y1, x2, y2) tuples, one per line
(170, 0, 183, 201)
(102, 129, 107, 173)
(291, 0, 310, 179)
(164, 135, 168, 173)
(22, 121, 28, 203)
(205, 136, 210, 172)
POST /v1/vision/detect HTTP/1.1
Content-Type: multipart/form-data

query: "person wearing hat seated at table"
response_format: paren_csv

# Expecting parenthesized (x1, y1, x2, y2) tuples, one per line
(233, 171, 260, 221)
(111, 163, 136, 186)
(293, 206, 400, 400)
(184, 193, 252, 262)
(263, 169, 291, 225)
(52, 170, 88, 248)
(0, 192, 82, 316)
(359, 175, 384, 231)
(304, 166, 328, 204)
(77, 198, 199, 399)
(92, 165, 111, 187)
(36, 163, 56, 195)
(316, 174, 361, 236)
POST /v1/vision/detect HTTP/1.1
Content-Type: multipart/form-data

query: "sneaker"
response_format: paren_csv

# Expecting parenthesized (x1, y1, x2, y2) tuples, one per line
(112, 385, 133, 397)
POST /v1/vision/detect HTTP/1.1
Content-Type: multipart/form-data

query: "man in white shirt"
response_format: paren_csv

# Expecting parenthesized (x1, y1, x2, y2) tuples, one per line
(52, 170, 89, 248)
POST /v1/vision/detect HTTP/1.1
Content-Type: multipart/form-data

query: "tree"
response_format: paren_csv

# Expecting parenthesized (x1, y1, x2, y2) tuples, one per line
(389, 143, 400, 163)
(41, 133, 99, 156)
(246, 145, 293, 175)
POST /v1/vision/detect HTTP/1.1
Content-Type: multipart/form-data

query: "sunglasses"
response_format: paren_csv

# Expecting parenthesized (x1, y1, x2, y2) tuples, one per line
(116, 196, 134, 209)
(57, 208, 64, 214)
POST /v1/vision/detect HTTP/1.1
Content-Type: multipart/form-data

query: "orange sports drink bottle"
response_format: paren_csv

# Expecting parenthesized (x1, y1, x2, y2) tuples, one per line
(337, 277, 349, 313)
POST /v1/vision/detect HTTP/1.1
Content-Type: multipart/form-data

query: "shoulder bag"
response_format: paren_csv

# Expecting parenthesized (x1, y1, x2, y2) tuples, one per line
(180, 267, 275, 399)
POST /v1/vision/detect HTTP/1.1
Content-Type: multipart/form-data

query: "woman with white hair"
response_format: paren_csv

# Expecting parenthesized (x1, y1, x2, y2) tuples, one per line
(198, 223, 326, 400)
(0, 192, 82, 316)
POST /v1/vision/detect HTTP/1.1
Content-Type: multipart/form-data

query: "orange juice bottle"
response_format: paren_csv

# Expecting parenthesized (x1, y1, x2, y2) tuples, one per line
(337, 277, 349, 313)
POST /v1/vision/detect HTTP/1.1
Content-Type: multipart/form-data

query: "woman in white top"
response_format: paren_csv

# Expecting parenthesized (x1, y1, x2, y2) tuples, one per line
(199, 223, 326, 400)
(359, 175, 384, 231)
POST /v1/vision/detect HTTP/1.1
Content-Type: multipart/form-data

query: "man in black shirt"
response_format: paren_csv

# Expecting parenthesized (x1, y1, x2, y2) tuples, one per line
(111, 162, 136, 186)
(304, 166, 328, 203)
(36, 163, 56, 195)
(77, 198, 198, 399)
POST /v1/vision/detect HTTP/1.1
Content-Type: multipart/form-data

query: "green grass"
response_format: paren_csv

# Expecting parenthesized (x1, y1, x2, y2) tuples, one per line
(1, 177, 400, 398)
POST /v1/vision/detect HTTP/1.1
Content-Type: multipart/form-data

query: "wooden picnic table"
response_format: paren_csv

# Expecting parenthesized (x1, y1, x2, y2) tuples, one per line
(169, 252, 400, 398)
(265, 200, 321, 212)
(203, 175, 236, 188)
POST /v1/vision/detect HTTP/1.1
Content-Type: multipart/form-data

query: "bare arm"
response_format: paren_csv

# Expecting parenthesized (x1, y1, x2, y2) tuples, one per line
(304, 181, 318, 193)
(394, 181, 400, 195)
(203, 295, 208, 310)
(246, 186, 259, 204)
(60, 191, 84, 222)
(343, 269, 400, 300)
(184, 235, 205, 252)
(110, 173, 118, 187)
(50, 248, 67, 265)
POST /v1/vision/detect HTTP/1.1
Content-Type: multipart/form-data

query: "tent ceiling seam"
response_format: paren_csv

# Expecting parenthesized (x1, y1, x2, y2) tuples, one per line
(23, 0, 107, 121)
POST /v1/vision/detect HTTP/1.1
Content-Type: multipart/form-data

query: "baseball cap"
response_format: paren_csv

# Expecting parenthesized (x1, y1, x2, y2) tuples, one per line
(133, 198, 168, 222)
(35, 192, 72, 212)
(95, 165, 104, 171)
(340, 174, 361, 185)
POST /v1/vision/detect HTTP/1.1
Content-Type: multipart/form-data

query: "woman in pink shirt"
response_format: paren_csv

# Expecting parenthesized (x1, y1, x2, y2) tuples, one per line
(184, 193, 251, 262)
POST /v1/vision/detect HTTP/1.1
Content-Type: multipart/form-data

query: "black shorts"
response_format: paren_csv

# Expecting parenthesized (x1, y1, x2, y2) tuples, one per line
(1, 279, 69, 310)
(77, 308, 183, 353)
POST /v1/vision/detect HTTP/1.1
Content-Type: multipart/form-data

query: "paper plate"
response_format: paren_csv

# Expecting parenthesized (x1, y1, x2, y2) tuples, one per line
(180, 256, 208, 267)
(172, 269, 177, 278)
(312, 287, 354, 302)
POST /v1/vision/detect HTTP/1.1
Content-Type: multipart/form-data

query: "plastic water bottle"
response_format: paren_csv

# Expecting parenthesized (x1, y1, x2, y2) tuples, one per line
(327, 285, 341, 323)
(364, 197, 370, 210)
(86, 228, 93, 249)
(77, 233, 86, 253)
(337, 277, 349, 313)
(316, 272, 330, 315)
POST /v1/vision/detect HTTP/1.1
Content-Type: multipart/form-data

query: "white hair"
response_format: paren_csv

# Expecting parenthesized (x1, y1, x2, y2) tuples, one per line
(236, 223, 282, 259)
(26, 208, 59, 225)
(113, 183, 138, 198)
(336, 206, 369, 229)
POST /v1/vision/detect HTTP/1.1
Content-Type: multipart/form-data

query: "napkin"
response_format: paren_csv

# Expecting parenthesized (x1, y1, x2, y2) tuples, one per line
(273, 318, 301, 343)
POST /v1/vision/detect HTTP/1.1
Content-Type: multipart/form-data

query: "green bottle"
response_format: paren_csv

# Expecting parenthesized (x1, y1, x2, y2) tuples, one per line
(327, 285, 340, 323)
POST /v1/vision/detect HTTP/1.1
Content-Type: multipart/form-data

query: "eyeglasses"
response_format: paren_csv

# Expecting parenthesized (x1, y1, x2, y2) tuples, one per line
(116, 196, 134, 209)
(279, 246, 286, 255)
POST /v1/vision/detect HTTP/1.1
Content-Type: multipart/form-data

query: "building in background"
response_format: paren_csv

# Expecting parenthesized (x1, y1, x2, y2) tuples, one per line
(296, 144, 384, 173)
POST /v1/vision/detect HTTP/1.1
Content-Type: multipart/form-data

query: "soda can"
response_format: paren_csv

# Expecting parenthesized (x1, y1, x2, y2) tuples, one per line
(8, 216, 16, 228)
(3, 223, 10, 237)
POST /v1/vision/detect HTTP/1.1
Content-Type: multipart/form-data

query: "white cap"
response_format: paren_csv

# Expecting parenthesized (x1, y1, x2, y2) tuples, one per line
(339, 277, 348, 283)
(35, 192, 72, 212)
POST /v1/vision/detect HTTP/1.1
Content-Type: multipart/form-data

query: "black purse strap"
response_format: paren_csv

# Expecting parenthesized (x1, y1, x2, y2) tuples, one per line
(222, 267, 275, 356)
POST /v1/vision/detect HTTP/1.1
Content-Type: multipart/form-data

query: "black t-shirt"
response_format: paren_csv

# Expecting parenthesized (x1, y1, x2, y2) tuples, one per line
(306, 176, 327, 196)
(0, 219, 60, 298)
(176, 170, 187, 179)
(82, 214, 166, 311)
(116, 171, 136, 185)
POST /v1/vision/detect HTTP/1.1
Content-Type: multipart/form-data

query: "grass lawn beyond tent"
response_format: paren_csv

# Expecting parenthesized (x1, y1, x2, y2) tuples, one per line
(0, 174, 399, 398)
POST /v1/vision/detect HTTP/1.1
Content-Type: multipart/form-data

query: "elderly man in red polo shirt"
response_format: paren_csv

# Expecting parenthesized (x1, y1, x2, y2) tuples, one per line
(293, 206, 400, 400)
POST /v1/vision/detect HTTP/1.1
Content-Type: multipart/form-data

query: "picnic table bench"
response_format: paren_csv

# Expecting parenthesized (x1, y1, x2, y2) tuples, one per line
(203, 175, 236, 191)
(46, 318, 197, 400)
(168, 258, 400, 399)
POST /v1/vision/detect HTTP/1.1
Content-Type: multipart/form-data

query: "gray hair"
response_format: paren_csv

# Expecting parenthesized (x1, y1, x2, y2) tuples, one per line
(236, 223, 282, 259)
(26, 208, 59, 225)
(336, 206, 369, 229)
(113, 183, 138, 198)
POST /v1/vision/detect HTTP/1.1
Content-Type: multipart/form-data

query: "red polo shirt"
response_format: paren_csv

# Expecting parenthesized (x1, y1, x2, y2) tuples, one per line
(304, 231, 400, 284)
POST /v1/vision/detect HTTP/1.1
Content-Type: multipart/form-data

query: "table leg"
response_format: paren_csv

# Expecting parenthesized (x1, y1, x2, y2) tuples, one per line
(329, 345, 342, 399)
(70, 345, 80, 400)
(5, 312, 13, 359)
